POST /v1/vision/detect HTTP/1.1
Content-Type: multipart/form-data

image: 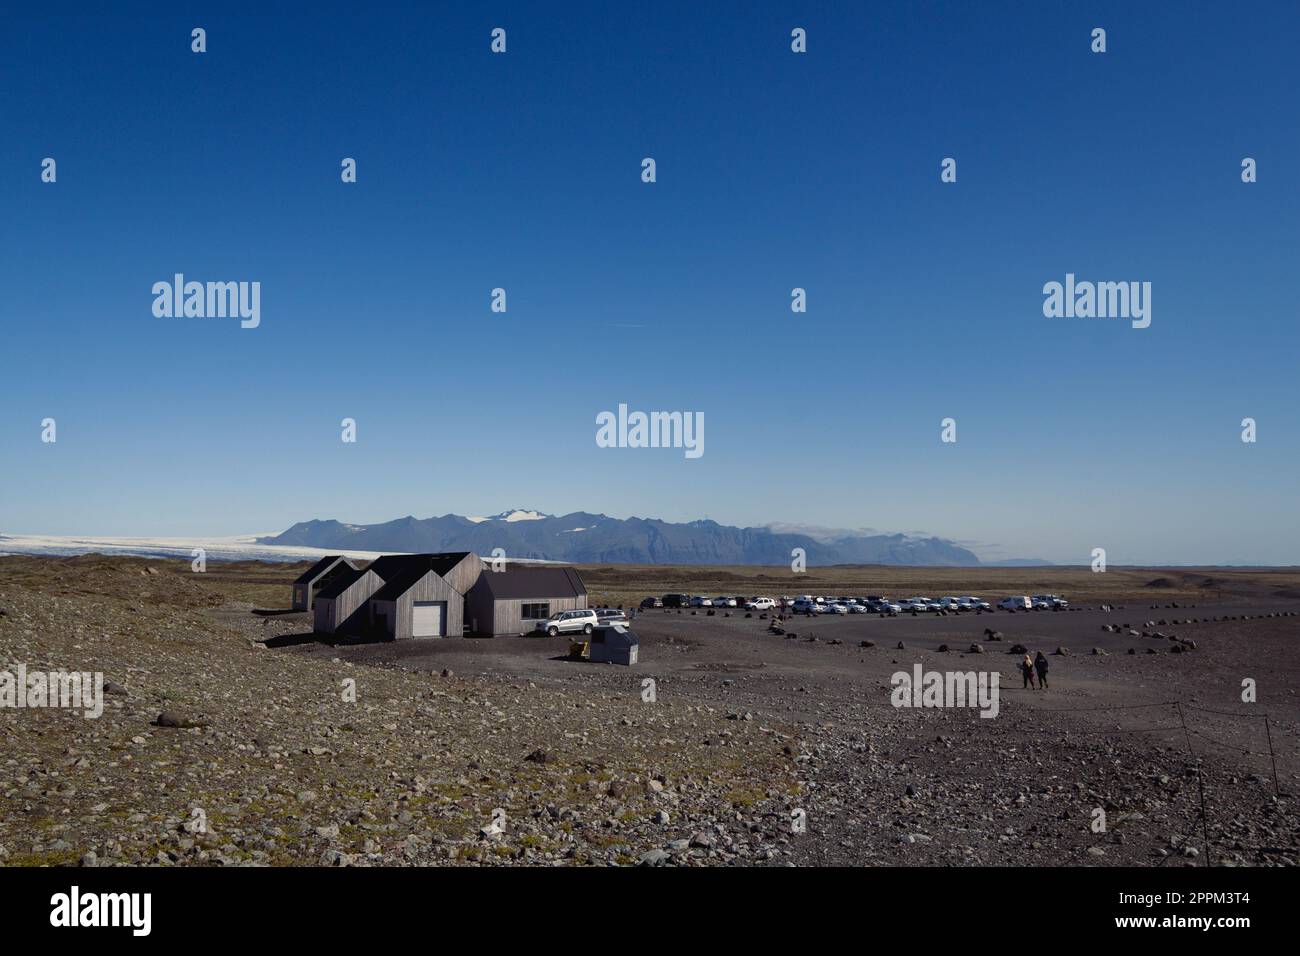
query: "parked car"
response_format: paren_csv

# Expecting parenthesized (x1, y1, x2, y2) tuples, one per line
(902, 597, 939, 613)
(536, 609, 599, 636)
(959, 596, 992, 611)
(1038, 593, 1069, 608)
(662, 593, 690, 608)
(847, 602, 871, 614)
(868, 599, 901, 613)
(640, 596, 663, 609)
(746, 597, 777, 611)
(998, 596, 1032, 611)
(936, 597, 964, 611)
(690, 596, 714, 607)
(713, 596, 737, 608)
(1030, 596, 1052, 610)
(823, 602, 849, 615)
(596, 609, 628, 625)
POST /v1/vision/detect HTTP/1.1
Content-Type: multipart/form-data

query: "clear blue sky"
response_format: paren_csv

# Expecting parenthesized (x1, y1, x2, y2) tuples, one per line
(2, 1, 1297, 565)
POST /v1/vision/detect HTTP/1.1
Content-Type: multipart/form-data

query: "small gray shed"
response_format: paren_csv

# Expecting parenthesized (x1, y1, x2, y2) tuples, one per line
(588, 624, 639, 665)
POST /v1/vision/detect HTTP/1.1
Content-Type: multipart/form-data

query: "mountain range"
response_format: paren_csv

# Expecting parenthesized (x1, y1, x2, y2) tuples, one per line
(257, 510, 996, 566)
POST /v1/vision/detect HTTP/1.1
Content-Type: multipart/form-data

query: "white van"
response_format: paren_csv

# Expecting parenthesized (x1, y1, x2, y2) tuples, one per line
(997, 596, 1032, 611)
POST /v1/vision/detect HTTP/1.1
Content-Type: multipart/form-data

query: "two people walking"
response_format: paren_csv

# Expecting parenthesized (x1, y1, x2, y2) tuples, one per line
(1021, 651, 1049, 689)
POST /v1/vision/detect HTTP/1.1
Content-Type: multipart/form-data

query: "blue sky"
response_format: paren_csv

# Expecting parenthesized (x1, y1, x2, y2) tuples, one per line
(2, 1, 1297, 565)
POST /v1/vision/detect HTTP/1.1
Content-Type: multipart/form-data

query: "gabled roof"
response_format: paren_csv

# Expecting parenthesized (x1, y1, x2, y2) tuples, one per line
(364, 553, 479, 603)
(366, 552, 475, 583)
(293, 555, 351, 585)
(314, 565, 368, 600)
(474, 566, 586, 600)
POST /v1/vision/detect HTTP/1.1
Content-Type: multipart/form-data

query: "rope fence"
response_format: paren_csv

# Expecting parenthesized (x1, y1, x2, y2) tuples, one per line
(1018, 697, 1288, 866)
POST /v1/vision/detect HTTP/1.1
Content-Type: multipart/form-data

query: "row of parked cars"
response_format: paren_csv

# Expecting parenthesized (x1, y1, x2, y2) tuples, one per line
(638, 593, 1069, 615)
(639, 594, 779, 610)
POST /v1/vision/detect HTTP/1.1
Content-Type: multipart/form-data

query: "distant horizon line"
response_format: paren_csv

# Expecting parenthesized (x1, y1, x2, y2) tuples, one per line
(0, 532, 1296, 571)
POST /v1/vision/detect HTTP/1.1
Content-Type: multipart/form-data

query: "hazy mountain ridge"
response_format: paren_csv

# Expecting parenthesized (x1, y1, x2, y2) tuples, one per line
(257, 511, 985, 566)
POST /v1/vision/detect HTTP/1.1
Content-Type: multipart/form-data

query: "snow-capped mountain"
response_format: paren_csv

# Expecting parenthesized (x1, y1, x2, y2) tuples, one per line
(257, 511, 983, 566)
(465, 509, 552, 524)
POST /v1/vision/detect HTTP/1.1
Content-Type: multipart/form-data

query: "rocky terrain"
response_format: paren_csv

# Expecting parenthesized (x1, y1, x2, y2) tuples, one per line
(2, 554, 1298, 867)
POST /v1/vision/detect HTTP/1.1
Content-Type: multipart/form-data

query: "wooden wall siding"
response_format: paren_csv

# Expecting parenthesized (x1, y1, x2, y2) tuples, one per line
(312, 598, 334, 634)
(368, 598, 395, 638)
(316, 570, 382, 635)
(489, 595, 585, 637)
(293, 584, 309, 611)
(391, 571, 463, 640)
(463, 579, 493, 636)
(464, 578, 590, 637)
(443, 553, 487, 597)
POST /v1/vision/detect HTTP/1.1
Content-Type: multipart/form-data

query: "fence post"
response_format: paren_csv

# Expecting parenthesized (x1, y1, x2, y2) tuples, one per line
(1264, 714, 1281, 797)
(1175, 701, 1213, 867)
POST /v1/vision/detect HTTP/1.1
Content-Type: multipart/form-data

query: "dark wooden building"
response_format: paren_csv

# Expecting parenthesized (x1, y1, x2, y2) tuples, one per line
(312, 565, 382, 635)
(292, 555, 359, 612)
(464, 566, 588, 637)
(365, 552, 484, 639)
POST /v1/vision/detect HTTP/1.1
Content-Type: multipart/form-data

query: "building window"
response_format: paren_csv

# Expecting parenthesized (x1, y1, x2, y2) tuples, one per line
(521, 602, 550, 620)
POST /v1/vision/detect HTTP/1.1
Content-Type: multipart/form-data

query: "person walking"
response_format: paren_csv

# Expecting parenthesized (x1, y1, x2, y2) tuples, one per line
(1021, 653, 1036, 689)
(1034, 651, 1049, 689)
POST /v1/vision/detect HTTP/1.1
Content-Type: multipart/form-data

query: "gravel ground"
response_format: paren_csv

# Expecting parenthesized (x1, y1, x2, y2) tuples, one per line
(2, 555, 1298, 866)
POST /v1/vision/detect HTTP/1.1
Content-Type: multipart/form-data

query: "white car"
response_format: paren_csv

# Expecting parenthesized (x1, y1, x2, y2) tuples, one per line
(536, 609, 599, 636)
(823, 602, 849, 615)
(746, 597, 777, 611)
(595, 609, 628, 626)
(847, 602, 871, 614)
(690, 596, 713, 607)
(998, 596, 1032, 611)
(959, 596, 992, 611)
(902, 597, 939, 613)
(1030, 596, 1051, 610)
(713, 596, 737, 608)
(936, 597, 964, 611)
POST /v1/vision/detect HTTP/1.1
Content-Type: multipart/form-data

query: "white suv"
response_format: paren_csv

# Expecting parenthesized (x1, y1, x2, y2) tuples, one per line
(536, 609, 598, 636)
(746, 597, 776, 610)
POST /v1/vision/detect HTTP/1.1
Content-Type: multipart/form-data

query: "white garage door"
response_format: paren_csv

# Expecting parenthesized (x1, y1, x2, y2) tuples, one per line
(412, 601, 446, 638)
